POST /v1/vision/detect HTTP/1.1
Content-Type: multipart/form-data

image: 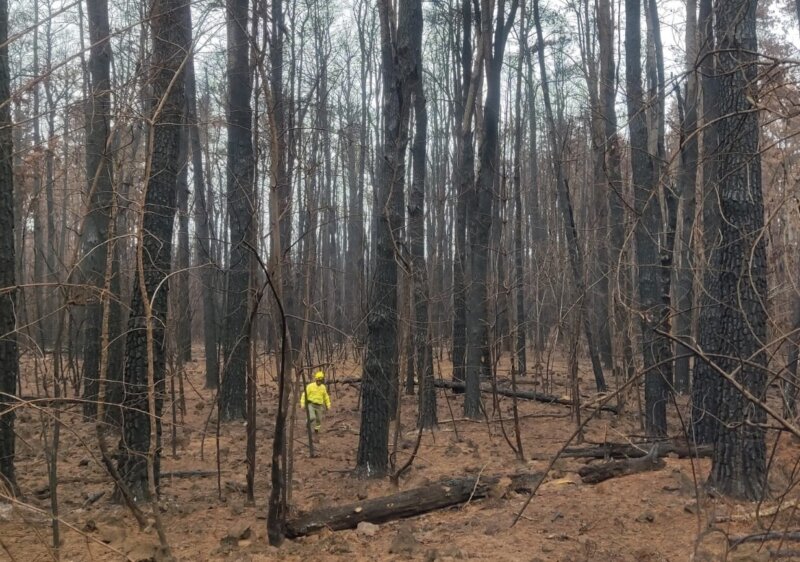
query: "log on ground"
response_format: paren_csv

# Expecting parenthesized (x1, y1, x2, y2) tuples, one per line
(578, 447, 666, 484)
(432, 379, 618, 414)
(563, 440, 712, 460)
(286, 475, 498, 537)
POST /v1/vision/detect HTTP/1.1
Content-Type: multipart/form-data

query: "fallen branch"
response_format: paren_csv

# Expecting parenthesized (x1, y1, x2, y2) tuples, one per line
(562, 440, 712, 460)
(577, 445, 665, 484)
(82, 491, 105, 507)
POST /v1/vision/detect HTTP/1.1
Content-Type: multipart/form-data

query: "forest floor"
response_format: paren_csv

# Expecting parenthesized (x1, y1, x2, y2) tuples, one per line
(2, 348, 800, 561)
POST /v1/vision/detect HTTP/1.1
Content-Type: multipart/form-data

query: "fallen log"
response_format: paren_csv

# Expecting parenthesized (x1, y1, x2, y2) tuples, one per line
(286, 476, 499, 537)
(577, 446, 666, 484)
(326, 378, 617, 414)
(432, 379, 618, 414)
(730, 531, 800, 548)
(563, 440, 712, 460)
(160, 470, 218, 479)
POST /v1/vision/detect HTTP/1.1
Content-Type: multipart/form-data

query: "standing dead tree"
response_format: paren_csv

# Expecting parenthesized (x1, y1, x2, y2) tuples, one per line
(78, 0, 114, 420)
(407, 0, 436, 429)
(116, 0, 190, 504)
(464, 0, 519, 419)
(707, 0, 769, 502)
(0, 0, 17, 496)
(355, 0, 419, 474)
(625, 0, 669, 436)
(219, 0, 256, 421)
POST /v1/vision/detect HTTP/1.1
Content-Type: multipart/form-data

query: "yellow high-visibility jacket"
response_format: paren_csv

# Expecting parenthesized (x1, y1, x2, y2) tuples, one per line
(300, 381, 331, 409)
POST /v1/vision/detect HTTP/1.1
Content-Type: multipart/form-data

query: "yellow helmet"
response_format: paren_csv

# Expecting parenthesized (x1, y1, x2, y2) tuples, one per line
(314, 371, 324, 381)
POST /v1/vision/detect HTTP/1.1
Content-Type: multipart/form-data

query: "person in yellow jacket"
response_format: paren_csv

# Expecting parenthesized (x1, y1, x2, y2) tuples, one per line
(300, 371, 331, 433)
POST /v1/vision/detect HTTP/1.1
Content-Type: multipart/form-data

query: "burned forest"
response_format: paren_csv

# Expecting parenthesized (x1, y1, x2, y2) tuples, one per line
(3, 0, 800, 560)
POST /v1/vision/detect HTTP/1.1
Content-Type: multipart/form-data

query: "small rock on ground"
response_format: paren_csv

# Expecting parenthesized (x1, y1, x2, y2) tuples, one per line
(356, 521, 380, 537)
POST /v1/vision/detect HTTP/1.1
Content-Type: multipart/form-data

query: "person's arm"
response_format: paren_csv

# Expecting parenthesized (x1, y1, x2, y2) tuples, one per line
(323, 386, 331, 409)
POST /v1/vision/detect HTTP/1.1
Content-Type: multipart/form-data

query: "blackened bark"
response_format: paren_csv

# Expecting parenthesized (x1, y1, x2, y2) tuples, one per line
(523, 59, 547, 358)
(31, 2, 47, 353)
(581, 0, 612, 371)
(598, 0, 634, 389)
(673, 0, 699, 394)
(785, 307, 800, 418)
(691, 0, 722, 445)
(708, 0, 767, 502)
(269, 0, 294, 355)
(512, 27, 526, 378)
(451, 0, 472, 390)
(0, 0, 17, 492)
(346, 77, 365, 340)
(219, 0, 255, 421)
(184, 25, 219, 390)
(287, 476, 499, 537)
(175, 126, 191, 364)
(645, 0, 675, 391)
(625, 0, 669, 436)
(355, 0, 417, 475)
(408, 21, 436, 429)
(103, 240, 125, 424)
(80, 0, 114, 419)
(465, 0, 518, 419)
(116, 0, 188, 501)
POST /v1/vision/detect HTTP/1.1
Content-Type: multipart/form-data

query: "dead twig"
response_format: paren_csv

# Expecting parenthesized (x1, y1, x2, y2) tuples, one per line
(463, 463, 489, 510)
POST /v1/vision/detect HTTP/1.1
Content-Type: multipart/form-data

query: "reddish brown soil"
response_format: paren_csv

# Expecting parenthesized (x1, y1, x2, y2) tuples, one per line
(1, 351, 798, 561)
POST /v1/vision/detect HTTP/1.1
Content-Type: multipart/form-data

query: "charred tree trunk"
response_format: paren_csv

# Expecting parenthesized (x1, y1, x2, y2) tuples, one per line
(580, 0, 612, 371)
(625, 0, 669, 436)
(80, 0, 114, 418)
(116, 0, 188, 501)
(598, 0, 634, 393)
(690, 0, 722, 445)
(287, 476, 499, 537)
(451, 0, 472, 390)
(0, 0, 17, 493)
(185, 23, 219, 390)
(673, 0, 699, 395)
(408, 17, 436, 428)
(465, 0, 518, 418)
(174, 126, 191, 364)
(355, 0, 418, 475)
(219, 0, 255, 421)
(708, 0, 768, 502)
(512, 19, 526, 378)
(645, 0, 675, 394)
